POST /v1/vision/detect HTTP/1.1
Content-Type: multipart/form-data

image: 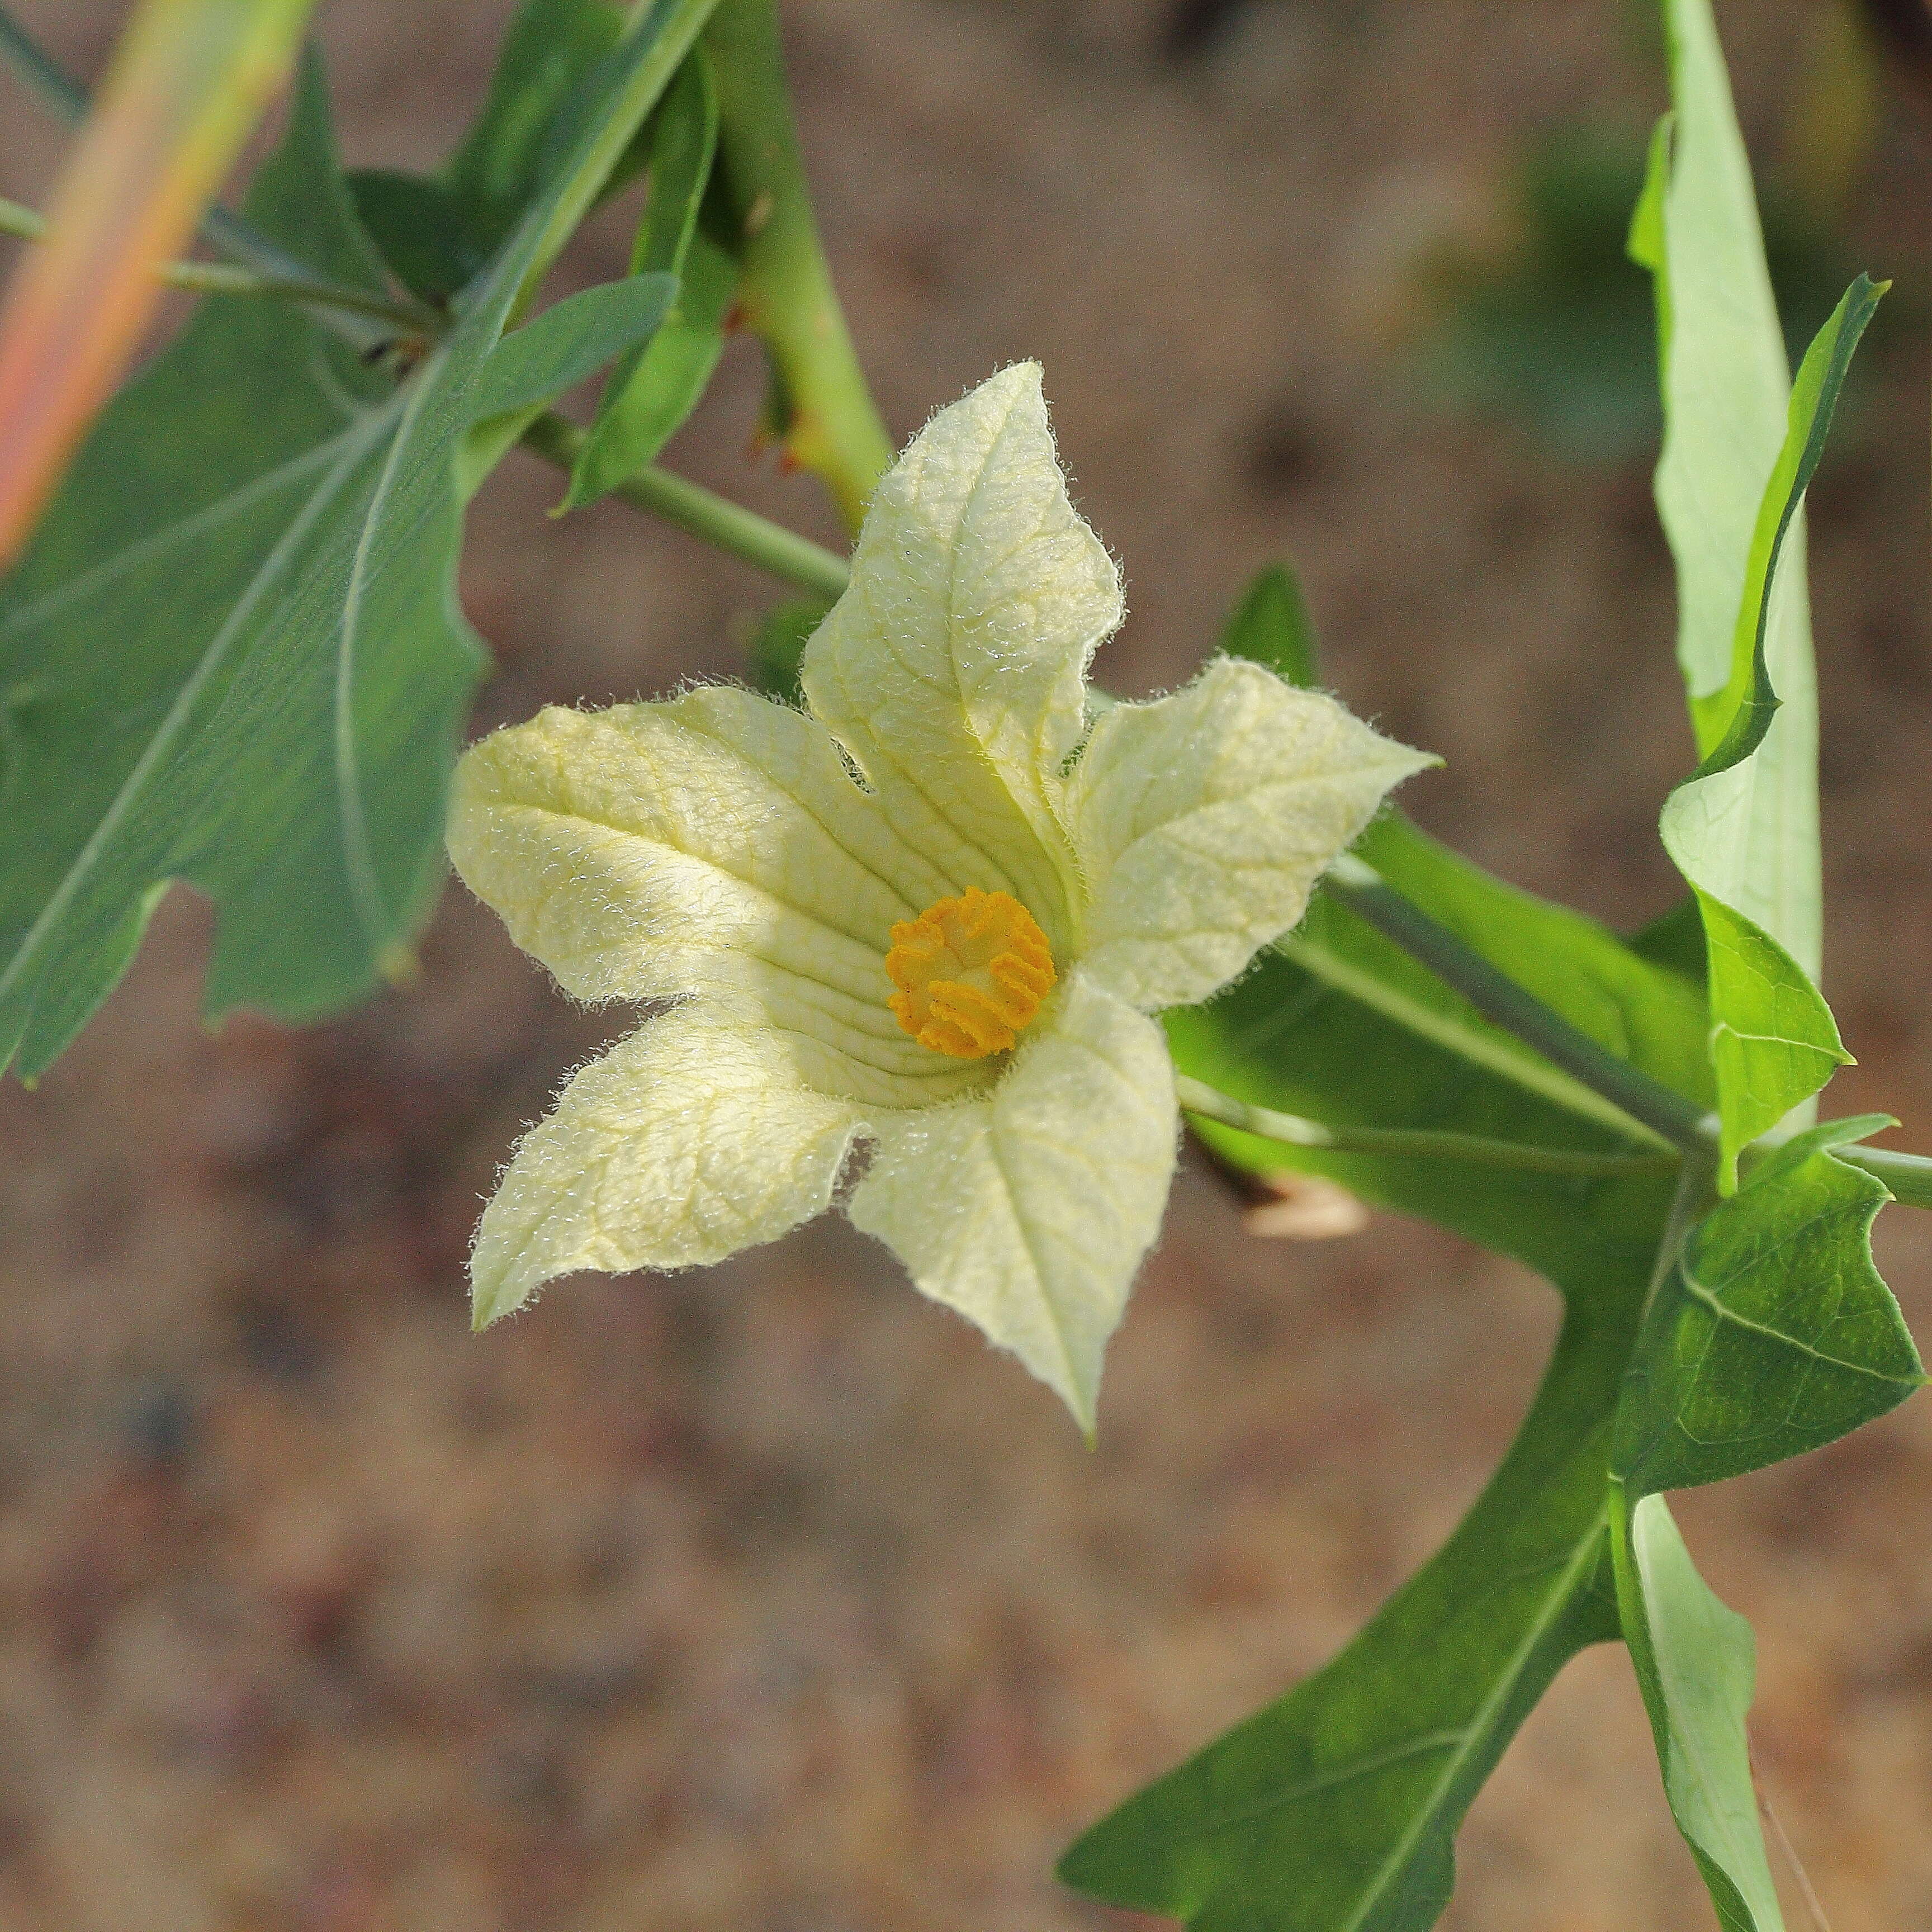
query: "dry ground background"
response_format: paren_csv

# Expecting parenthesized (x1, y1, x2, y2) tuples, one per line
(3, 1, 1932, 1928)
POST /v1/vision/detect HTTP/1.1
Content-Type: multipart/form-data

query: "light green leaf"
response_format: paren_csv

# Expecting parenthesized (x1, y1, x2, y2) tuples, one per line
(563, 49, 738, 510)
(1060, 1309, 1624, 1929)
(1637, 0, 1881, 1183)
(1614, 1117, 1923, 1495)
(467, 270, 676, 422)
(1612, 1494, 1786, 1932)
(0, 7, 714, 1078)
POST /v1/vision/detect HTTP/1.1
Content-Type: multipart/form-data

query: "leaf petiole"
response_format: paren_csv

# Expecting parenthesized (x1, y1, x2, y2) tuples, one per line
(0, 193, 441, 335)
(520, 409, 851, 602)
(1833, 1144, 1932, 1210)
(1175, 1073, 1681, 1179)
(0, 7, 438, 353)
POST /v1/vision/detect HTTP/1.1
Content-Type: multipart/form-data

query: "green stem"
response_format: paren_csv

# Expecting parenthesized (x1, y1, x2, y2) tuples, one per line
(1836, 1145, 1932, 1210)
(1176, 1074, 1682, 1180)
(0, 193, 437, 332)
(1325, 852, 1719, 1157)
(523, 409, 851, 600)
(704, 0, 892, 532)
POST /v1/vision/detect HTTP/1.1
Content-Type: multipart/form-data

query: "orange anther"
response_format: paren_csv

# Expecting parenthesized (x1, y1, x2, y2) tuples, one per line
(884, 889, 1056, 1059)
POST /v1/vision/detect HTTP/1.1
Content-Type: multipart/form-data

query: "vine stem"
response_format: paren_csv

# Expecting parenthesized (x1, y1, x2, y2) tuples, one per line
(1324, 853, 1718, 1156)
(1175, 1074, 1680, 1179)
(522, 410, 851, 602)
(704, 0, 893, 532)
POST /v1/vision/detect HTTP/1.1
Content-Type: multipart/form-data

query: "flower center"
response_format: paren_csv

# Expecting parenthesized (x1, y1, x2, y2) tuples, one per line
(885, 889, 1057, 1059)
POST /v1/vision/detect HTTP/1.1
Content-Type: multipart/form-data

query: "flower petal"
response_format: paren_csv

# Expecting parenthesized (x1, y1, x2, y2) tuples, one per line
(846, 972, 1177, 1431)
(799, 363, 1119, 952)
(1065, 658, 1435, 1010)
(471, 1005, 864, 1328)
(448, 687, 987, 1107)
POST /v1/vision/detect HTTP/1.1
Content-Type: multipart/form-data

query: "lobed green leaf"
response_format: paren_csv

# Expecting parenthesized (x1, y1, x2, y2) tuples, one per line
(1637, 0, 1881, 1185)
(1066, 567, 1716, 1930)
(1061, 1309, 1626, 1930)
(1614, 1119, 1923, 1495)
(0, 8, 714, 1077)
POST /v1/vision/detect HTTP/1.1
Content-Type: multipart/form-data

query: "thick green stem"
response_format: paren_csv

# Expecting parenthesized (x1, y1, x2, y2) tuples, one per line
(1325, 853, 1718, 1156)
(704, 0, 892, 532)
(1176, 1074, 1682, 1179)
(523, 409, 851, 599)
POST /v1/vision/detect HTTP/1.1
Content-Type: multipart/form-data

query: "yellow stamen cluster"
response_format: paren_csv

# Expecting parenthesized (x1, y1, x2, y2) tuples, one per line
(885, 889, 1056, 1059)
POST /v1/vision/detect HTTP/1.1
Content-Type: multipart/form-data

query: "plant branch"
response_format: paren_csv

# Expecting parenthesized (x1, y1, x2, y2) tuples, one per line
(522, 409, 852, 600)
(1176, 1074, 1681, 1179)
(1324, 852, 1718, 1156)
(704, 0, 893, 532)
(0, 193, 439, 333)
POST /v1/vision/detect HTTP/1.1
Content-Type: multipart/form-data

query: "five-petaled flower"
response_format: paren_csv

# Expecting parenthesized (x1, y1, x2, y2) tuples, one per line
(447, 364, 1432, 1428)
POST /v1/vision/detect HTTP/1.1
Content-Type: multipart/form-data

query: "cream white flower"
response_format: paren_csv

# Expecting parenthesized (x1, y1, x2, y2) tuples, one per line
(447, 364, 1431, 1428)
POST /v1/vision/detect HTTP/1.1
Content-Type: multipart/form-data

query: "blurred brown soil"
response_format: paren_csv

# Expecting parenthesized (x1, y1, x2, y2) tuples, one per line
(3, 2, 1932, 1929)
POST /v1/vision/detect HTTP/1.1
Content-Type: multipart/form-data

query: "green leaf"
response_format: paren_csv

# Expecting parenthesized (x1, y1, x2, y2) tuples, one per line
(1636, 0, 1881, 1184)
(346, 168, 484, 306)
(1613, 1118, 1923, 1495)
(746, 595, 826, 704)
(467, 269, 676, 422)
(1612, 1494, 1786, 1932)
(562, 50, 737, 511)
(444, 0, 628, 257)
(1068, 586, 1720, 1931)
(1060, 1308, 1625, 1930)
(1220, 564, 1319, 688)
(0, 9, 714, 1078)
(1172, 808, 1711, 1310)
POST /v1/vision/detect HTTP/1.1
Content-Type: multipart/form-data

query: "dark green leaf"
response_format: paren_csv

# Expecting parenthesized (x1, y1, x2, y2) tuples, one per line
(1627, 894, 1707, 982)
(1611, 1494, 1786, 1932)
(746, 595, 826, 704)
(345, 168, 484, 306)
(0, 11, 711, 1077)
(1220, 564, 1319, 688)
(1072, 575, 1721, 1931)
(1172, 808, 1710, 1312)
(445, 0, 628, 257)
(1061, 1309, 1625, 1930)
(1613, 1119, 1923, 1495)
